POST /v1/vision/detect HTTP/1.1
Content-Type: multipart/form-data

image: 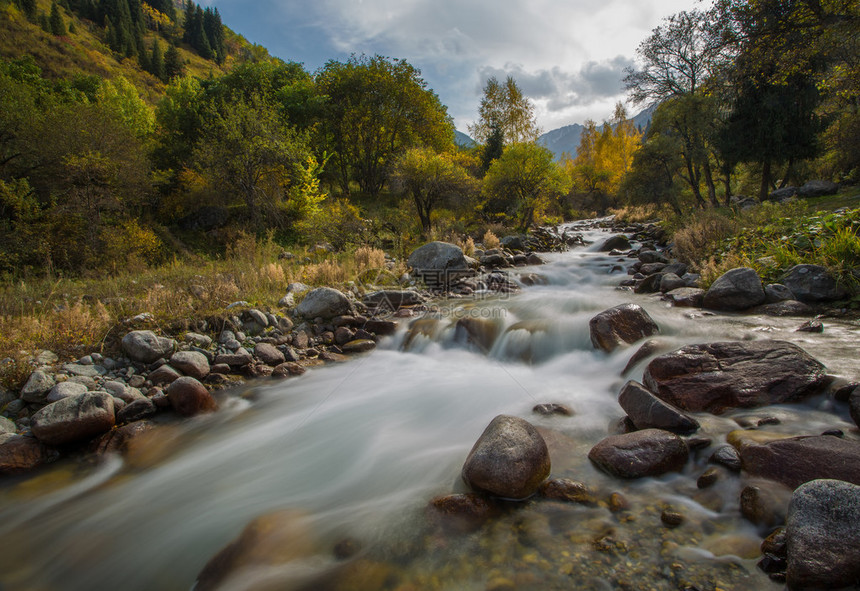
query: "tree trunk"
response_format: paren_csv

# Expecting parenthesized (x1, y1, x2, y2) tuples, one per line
(759, 159, 772, 201)
(703, 160, 719, 207)
(779, 157, 794, 189)
(684, 155, 706, 209)
(722, 166, 733, 206)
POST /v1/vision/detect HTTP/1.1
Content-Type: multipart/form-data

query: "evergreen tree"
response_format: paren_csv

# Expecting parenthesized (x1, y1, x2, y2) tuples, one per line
(149, 37, 165, 82)
(20, 0, 37, 20)
(68, 20, 76, 34)
(50, 1, 67, 36)
(203, 6, 224, 63)
(164, 42, 183, 79)
(40, 12, 51, 33)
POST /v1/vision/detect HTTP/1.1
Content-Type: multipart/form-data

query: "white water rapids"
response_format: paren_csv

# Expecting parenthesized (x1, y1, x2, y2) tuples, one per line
(0, 220, 858, 591)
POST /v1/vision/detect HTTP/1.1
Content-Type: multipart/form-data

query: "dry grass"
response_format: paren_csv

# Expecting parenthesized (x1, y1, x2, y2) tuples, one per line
(609, 204, 665, 224)
(354, 246, 386, 272)
(670, 210, 739, 266)
(482, 230, 501, 250)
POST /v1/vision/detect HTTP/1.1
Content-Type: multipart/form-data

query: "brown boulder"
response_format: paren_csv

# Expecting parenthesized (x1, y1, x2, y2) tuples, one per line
(427, 493, 499, 533)
(538, 478, 596, 504)
(166, 377, 217, 417)
(462, 415, 550, 499)
(30, 392, 116, 446)
(588, 428, 689, 479)
(589, 303, 659, 353)
(737, 435, 860, 489)
(0, 434, 51, 473)
(642, 341, 830, 414)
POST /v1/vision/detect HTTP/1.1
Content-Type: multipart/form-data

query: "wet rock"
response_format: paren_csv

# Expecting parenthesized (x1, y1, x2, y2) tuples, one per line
(600, 235, 630, 252)
(30, 392, 116, 446)
(642, 341, 830, 414)
(526, 253, 544, 265)
(588, 428, 689, 479)
(455, 317, 502, 353)
(94, 420, 156, 455)
(195, 510, 315, 591)
(46, 381, 88, 403)
(461, 415, 550, 500)
(752, 300, 814, 317)
(480, 253, 507, 268)
(589, 303, 659, 353)
(608, 492, 629, 512)
(850, 389, 860, 429)
(148, 364, 181, 385)
(709, 445, 742, 472)
(272, 362, 306, 377)
(0, 434, 50, 473)
(169, 351, 210, 380)
(407, 241, 469, 286)
(661, 510, 684, 528)
(363, 319, 397, 336)
(659, 273, 686, 293)
(121, 330, 175, 364)
(796, 320, 823, 333)
(296, 287, 353, 319)
(20, 370, 56, 404)
(765, 283, 795, 303)
(782, 264, 850, 303)
(639, 250, 669, 264)
(538, 478, 595, 504)
(640, 262, 667, 276)
(363, 290, 424, 309)
(342, 339, 376, 354)
(427, 493, 499, 533)
(786, 479, 860, 590)
(116, 398, 157, 424)
(532, 403, 573, 417)
(697, 467, 721, 489)
(622, 339, 670, 376)
(737, 435, 860, 489)
(618, 380, 700, 434)
(663, 287, 705, 308)
(703, 267, 766, 311)
(633, 273, 663, 294)
(166, 377, 217, 417)
(254, 343, 285, 366)
(740, 482, 792, 528)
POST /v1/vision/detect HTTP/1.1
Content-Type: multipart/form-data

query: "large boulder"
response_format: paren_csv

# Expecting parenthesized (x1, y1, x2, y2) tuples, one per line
(407, 241, 469, 286)
(589, 304, 659, 353)
(663, 287, 705, 308)
(618, 380, 699, 435)
(20, 370, 56, 404)
(599, 235, 630, 252)
(461, 415, 550, 500)
(642, 341, 830, 414)
(736, 435, 860, 489)
(588, 428, 689, 479)
(295, 287, 352, 319)
(798, 180, 838, 198)
(30, 392, 116, 446)
(781, 264, 850, 302)
(786, 479, 860, 590)
(169, 351, 210, 380)
(702, 267, 766, 311)
(121, 330, 175, 364)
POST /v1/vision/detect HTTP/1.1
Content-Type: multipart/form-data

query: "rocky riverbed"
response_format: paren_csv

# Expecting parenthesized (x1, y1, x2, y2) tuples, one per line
(1, 217, 858, 591)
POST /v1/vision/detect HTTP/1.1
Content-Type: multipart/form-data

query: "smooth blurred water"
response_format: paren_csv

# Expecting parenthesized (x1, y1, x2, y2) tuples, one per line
(0, 221, 857, 591)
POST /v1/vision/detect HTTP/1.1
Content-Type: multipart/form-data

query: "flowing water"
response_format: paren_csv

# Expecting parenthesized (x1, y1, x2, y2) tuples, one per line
(1, 220, 858, 591)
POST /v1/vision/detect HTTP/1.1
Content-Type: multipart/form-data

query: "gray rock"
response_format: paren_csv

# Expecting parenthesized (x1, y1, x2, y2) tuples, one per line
(782, 264, 850, 302)
(709, 445, 742, 472)
(479, 254, 507, 268)
(0, 434, 49, 473)
(170, 351, 211, 380)
(769, 186, 799, 202)
(462, 415, 550, 500)
(752, 300, 814, 317)
(62, 363, 104, 378)
(0, 416, 16, 434)
(618, 380, 699, 435)
(363, 290, 424, 309)
(663, 287, 705, 308)
(589, 303, 660, 353)
(659, 273, 686, 293)
(600, 235, 630, 252)
(703, 267, 766, 311)
(34, 350, 58, 366)
(20, 370, 56, 404)
(765, 283, 795, 303)
(46, 381, 88, 403)
(30, 392, 116, 446)
(296, 287, 353, 319)
(148, 365, 182, 385)
(740, 482, 792, 528)
(643, 341, 829, 414)
(588, 428, 689, 479)
(850, 389, 860, 429)
(121, 330, 175, 364)
(737, 435, 860, 489)
(798, 180, 838, 198)
(185, 332, 213, 348)
(786, 479, 860, 590)
(254, 343, 285, 366)
(117, 398, 157, 424)
(639, 250, 669, 264)
(245, 309, 268, 329)
(214, 349, 254, 368)
(500, 235, 525, 250)
(407, 241, 469, 286)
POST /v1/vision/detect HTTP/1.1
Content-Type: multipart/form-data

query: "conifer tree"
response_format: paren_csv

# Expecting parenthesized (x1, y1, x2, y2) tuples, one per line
(50, 1, 67, 36)
(164, 42, 183, 79)
(149, 37, 165, 82)
(40, 12, 51, 32)
(20, 0, 37, 20)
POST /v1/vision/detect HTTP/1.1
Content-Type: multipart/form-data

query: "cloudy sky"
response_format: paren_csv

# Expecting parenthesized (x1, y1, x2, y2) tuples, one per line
(202, 0, 701, 133)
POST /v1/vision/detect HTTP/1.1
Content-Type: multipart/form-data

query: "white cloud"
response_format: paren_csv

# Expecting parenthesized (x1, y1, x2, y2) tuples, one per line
(206, 0, 700, 131)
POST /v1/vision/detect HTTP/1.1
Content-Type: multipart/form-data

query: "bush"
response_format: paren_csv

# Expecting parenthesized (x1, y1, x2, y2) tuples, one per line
(482, 229, 501, 250)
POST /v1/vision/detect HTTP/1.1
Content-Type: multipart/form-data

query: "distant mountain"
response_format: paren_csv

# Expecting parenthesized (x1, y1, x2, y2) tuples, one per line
(454, 130, 476, 148)
(537, 105, 656, 161)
